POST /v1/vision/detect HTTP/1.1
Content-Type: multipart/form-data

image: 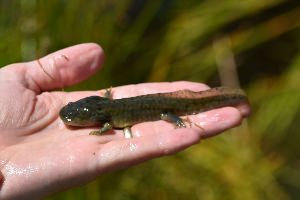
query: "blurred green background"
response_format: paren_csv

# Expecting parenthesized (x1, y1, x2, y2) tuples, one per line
(1, 0, 300, 199)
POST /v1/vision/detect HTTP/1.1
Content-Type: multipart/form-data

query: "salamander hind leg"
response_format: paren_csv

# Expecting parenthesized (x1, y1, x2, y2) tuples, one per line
(160, 113, 186, 128)
(183, 115, 192, 128)
(89, 122, 113, 135)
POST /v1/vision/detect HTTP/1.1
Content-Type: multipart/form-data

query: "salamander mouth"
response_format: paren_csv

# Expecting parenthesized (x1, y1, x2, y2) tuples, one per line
(59, 106, 75, 124)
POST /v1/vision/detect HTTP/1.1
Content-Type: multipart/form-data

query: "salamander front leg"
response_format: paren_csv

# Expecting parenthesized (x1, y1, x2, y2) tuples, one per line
(89, 122, 113, 135)
(103, 86, 113, 100)
(160, 113, 186, 128)
(123, 127, 133, 138)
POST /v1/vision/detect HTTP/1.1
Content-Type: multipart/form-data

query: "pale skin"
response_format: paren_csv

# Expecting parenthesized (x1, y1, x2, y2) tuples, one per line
(0, 43, 250, 200)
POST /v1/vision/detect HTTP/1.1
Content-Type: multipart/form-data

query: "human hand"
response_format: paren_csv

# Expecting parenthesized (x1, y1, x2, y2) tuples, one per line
(0, 43, 250, 199)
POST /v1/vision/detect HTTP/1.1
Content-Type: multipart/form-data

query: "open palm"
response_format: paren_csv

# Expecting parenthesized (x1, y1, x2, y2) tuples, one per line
(0, 43, 250, 199)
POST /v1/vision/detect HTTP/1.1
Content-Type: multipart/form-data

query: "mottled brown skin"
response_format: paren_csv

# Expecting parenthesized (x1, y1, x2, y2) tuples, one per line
(59, 87, 248, 132)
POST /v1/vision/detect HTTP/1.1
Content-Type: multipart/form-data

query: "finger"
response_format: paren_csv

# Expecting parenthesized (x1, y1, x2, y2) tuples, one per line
(59, 81, 210, 104)
(118, 105, 245, 140)
(88, 107, 244, 175)
(109, 81, 210, 99)
(93, 128, 201, 173)
(236, 101, 251, 117)
(128, 106, 243, 140)
(89, 105, 244, 141)
(24, 43, 104, 92)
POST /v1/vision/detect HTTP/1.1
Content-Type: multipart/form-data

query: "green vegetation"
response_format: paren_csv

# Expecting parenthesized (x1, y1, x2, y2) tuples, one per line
(1, 0, 300, 199)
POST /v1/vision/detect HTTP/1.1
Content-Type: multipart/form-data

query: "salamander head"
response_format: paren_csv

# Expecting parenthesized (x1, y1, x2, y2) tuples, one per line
(59, 96, 110, 127)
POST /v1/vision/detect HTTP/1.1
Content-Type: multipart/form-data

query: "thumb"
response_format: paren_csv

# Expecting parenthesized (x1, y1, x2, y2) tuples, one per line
(16, 43, 104, 93)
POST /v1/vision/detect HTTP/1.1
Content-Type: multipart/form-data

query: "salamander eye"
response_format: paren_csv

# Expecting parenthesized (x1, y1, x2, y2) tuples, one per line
(82, 107, 89, 112)
(67, 102, 73, 105)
